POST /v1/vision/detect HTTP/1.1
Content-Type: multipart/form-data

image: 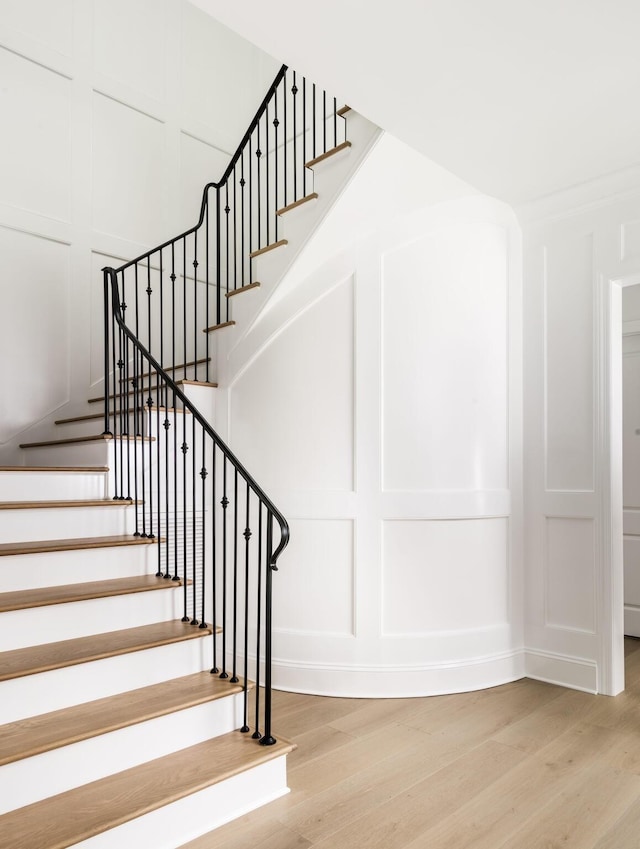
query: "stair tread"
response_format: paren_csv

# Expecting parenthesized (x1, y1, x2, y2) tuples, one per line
(56, 408, 191, 425)
(0, 466, 109, 473)
(0, 671, 245, 766)
(226, 281, 261, 298)
(0, 574, 184, 614)
(276, 192, 318, 216)
(0, 534, 155, 557)
(0, 732, 293, 849)
(88, 378, 218, 404)
(249, 239, 288, 260)
(0, 498, 134, 510)
(305, 139, 352, 168)
(203, 320, 236, 334)
(0, 620, 214, 682)
(20, 434, 153, 449)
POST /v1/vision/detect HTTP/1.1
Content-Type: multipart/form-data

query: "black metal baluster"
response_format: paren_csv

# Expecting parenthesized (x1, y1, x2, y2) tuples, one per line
(265, 103, 270, 246)
(231, 468, 239, 683)
(191, 414, 198, 624)
(200, 428, 207, 629)
(233, 167, 237, 293)
(256, 123, 262, 250)
(102, 272, 111, 438)
(261, 512, 276, 746)
(183, 236, 187, 374)
(205, 200, 210, 382)
(163, 395, 171, 579)
(131, 349, 140, 536)
(333, 96, 337, 148)
(283, 72, 288, 208)
(273, 90, 279, 240)
(220, 459, 229, 678)
(248, 135, 253, 261)
(193, 232, 198, 382)
(216, 187, 221, 326)
(181, 405, 189, 621)
(240, 154, 246, 288)
(225, 182, 230, 299)
(110, 286, 120, 500)
(171, 244, 176, 385)
(253, 502, 263, 739)
(210, 446, 218, 673)
(172, 387, 179, 582)
(302, 77, 307, 196)
(241, 484, 251, 732)
(155, 372, 162, 576)
(292, 72, 298, 201)
(312, 82, 317, 160)
(146, 258, 154, 541)
(323, 89, 327, 153)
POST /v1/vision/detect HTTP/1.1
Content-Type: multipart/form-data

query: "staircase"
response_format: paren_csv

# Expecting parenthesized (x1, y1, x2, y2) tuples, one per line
(0, 66, 380, 848)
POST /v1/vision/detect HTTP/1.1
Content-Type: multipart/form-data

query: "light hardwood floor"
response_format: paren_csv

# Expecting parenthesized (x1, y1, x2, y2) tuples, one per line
(181, 638, 640, 849)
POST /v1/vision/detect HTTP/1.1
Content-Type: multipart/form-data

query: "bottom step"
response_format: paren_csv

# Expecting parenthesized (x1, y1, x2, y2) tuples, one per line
(0, 732, 294, 849)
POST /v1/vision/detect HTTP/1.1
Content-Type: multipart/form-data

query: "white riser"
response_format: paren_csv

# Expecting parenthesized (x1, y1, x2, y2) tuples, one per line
(0, 505, 137, 544)
(21, 441, 113, 468)
(0, 588, 189, 651)
(0, 695, 244, 814)
(0, 636, 215, 724)
(0, 470, 108, 501)
(0, 544, 158, 592)
(71, 757, 289, 849)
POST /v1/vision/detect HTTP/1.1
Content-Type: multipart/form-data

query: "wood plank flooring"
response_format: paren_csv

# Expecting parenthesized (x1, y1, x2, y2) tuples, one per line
(179, 638, 640, 849)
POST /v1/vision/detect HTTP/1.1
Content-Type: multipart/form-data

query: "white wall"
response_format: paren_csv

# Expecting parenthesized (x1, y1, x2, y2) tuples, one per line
(216, 137, 523, 696)
(0, 0, 278, 460)
(520, 173, 640, 694)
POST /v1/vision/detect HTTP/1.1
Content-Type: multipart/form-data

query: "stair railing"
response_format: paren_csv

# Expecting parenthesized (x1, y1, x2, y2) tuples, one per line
(102, 65, 347, 743)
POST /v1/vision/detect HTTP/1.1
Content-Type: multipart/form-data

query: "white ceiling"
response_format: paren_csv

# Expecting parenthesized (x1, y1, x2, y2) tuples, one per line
(191, 0, 640, 206)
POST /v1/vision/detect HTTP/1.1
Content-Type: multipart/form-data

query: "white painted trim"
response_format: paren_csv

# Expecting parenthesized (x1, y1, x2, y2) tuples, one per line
(271, 650, 526, 698)
(624, 605, 640, 638)
(622, 319, 640, 336)
(524, 649, 598, 694)
(594, 272, 640, 695)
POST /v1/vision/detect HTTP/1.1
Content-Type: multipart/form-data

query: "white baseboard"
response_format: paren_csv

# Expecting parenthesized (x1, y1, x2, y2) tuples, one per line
(270, 650, 526, 698)
(524, 649, 598, 694)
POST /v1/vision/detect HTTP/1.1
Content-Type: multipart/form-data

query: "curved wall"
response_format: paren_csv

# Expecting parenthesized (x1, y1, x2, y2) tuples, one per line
(222, 153, 523, 696)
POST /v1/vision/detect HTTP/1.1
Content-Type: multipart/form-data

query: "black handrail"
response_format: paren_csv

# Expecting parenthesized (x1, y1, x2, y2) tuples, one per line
(102, 61, 348, 745)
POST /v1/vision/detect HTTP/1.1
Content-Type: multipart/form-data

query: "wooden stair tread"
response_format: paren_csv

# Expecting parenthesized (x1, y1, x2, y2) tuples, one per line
(0, 575, 183, 614)
(0, 620, 214, 682)
(276, 193, 318, 216)
(0, 498, 134, 510)
(203, 320, 236, 334)
(119, 357, 211, 384)
(20, 434, 154, 449)
(88, 378, 218, 404)
(226, 281, 261, 298)
(0, 466, 109, 473)
(0, 671, 245, 766)
(305, 140, 352, 168)
(0, 732, 293, 849)
(56, 408, 191, 425)
(0, 534, 155, 557)
(336, 104, 351, 117)
(249, 239, 288, 260)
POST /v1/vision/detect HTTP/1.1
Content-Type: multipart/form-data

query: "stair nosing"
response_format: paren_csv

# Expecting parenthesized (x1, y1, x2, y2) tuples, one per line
(0, 499, 135, 511)
(0, 733, 294, 849)
(305, 139, 352, 168)
(0, 534, 157, 558)
(0, 620, 215, 682)
(0, 672, 246, 767)
(0, 575, 184, 613)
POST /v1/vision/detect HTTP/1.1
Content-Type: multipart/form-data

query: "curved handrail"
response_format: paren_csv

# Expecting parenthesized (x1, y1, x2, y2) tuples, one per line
(105, 267, 290, 566)
(116, 64, 288, 275)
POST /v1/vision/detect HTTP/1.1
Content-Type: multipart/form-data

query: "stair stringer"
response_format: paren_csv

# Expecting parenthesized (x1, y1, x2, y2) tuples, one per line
(215, 109, 382, 389)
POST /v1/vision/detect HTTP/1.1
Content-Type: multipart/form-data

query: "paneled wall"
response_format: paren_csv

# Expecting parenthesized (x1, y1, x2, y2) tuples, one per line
(0, 0, 278, 458)
(217, 136, 522, 696)
(521, 173, 640, 694)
